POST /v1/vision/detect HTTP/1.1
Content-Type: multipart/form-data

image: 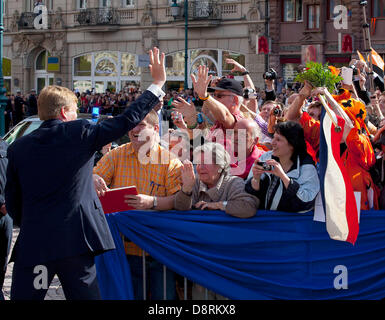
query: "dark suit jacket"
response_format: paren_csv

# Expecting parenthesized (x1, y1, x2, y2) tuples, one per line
(5, 89, 160, 267)
(0, 140, 8, 206)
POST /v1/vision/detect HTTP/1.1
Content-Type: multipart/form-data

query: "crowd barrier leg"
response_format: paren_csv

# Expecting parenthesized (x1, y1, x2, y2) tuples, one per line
(142, 251, 146, 300)
(184, 277, 188, 300)
(163, 265, 167, 300)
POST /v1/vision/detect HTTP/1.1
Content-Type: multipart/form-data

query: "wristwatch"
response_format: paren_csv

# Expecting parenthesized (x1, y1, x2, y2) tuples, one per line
(152, 196, 158, 209)
(222, 201, 228, 210)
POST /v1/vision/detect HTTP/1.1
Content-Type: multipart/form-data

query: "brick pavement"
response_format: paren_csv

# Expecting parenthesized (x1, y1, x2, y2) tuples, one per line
(2, 227, 65, 300)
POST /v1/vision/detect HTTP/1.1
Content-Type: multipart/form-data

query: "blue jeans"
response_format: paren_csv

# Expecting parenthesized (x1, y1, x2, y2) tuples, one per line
(0, 214, 13, 300)
(126, 255, 176, 300)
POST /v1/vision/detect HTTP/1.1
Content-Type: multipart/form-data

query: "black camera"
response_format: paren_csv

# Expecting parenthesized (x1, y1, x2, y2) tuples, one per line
(263, 68, 277, 81)
(351, 64, 359, 76)
(243, 88, 255, 99)
(257, 161, 273, 171)
(273, 107, 282, 117)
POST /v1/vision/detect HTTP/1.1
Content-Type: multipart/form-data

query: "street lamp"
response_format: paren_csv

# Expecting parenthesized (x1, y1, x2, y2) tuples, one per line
(0, 0, 6, 136)
(171, 0, 189, 90)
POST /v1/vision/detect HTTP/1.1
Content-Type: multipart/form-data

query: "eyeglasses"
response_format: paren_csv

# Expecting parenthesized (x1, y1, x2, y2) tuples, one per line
(212, 93, 235, 99)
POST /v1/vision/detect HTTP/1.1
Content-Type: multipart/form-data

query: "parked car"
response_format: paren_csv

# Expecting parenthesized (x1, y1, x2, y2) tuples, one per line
(3, 114, 129, 146)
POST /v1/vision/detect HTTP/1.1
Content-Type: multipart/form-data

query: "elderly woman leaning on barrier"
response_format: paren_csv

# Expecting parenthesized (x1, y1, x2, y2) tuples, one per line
(245, 121, 320, 213)
(174, 142, 260, 218)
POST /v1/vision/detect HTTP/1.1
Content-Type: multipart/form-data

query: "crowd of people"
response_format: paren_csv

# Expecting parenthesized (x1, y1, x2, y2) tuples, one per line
(1, 47, 385, 301)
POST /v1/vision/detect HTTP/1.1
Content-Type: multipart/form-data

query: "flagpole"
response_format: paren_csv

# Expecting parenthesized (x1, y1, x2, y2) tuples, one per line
(318, 94, 341, 132)
(360, 0, 374, 93)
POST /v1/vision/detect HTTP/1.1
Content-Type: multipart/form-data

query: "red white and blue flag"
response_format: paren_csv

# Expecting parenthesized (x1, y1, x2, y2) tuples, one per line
(319, 101, 359, 244)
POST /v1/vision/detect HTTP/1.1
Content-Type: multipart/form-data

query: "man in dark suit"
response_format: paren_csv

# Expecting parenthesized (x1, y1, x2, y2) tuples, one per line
(27, 89, 38, 116)
(5, 47, 166, 300)
(13, 91, 25, 125)
(0, 139, 12, 300)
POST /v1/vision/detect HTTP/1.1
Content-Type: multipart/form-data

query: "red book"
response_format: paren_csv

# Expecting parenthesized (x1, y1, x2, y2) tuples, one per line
(98, 186, 139, 214)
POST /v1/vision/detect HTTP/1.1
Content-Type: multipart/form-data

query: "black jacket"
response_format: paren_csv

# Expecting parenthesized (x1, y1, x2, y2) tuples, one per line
(0, 140, 8, 206)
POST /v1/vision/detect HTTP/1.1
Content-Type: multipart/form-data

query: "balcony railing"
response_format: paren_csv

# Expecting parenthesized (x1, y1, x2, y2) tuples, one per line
(172, 0, 222, 21)
(18, 12, 52, 29)
(76, 7, 120, 26)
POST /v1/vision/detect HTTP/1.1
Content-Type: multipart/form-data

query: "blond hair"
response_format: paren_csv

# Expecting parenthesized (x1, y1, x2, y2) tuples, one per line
(38, 85, 78, 120)
(144, 109, 159, 127)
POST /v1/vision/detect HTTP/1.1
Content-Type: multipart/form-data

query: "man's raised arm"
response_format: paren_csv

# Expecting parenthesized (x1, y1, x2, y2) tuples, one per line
(191, 65, 236, 129)
(285, 81, 312, 122)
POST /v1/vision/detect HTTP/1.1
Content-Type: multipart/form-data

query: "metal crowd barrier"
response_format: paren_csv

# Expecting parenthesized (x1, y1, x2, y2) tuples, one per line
(140, 250, 209, 300)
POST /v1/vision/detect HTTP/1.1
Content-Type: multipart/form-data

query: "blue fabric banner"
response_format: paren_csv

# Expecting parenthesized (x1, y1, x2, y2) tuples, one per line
(95, 210, 385, 300)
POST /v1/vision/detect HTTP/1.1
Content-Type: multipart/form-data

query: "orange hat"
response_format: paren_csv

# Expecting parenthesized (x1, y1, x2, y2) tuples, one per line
(339, 98, 369, 135)
(332, 88, 351, 103)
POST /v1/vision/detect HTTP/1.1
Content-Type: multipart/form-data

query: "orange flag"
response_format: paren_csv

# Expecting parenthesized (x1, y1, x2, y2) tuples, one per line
(328, 65, 340, 76)
(357, 50, 367, 63)
(370, 47, 385, 72)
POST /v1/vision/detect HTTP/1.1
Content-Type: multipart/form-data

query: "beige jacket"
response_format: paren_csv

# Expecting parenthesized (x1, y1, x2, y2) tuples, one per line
(174, 173, 259, 218)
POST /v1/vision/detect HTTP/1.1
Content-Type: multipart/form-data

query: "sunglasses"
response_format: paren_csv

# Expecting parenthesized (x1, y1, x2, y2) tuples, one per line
(212, 93, 235, 99)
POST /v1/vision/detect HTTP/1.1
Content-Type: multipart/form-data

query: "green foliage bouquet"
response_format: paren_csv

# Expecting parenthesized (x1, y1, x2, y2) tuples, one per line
(295, 61, 343, 93)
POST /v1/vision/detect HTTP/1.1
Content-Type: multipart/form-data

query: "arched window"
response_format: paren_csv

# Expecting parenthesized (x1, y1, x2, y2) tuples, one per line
(74, 54, 92, 76)
(36, 50, 49, 71)
(165, 49, 245, 88)
(72, 51, 141, 93)
(35, 50, 54, 93)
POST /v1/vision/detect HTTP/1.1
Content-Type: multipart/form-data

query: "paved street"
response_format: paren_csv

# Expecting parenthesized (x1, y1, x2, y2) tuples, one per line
(3, 227, 65, 300)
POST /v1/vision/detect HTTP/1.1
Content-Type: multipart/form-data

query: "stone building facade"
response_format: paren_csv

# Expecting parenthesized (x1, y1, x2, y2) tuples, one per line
(268, 0, 385, 86)
(3, 0, 267, 93)
(2, 0, 384, 94)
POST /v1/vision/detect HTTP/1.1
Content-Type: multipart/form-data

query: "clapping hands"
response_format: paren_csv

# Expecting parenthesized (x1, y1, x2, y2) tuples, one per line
(181, 159, 195, 194)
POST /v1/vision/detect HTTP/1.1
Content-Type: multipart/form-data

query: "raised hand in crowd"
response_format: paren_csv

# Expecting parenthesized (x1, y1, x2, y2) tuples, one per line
(226, 58, 255, 91)
(180, 159, 195, 195)
(171, 111, 188, 130)
(285, 80, 313, 122)
(149, 47, 166, 88)
(226, 58, 247, 74)
(171, 97, 197, 127)
(191, 65, 212, 99)
(267, 104, 283, 134)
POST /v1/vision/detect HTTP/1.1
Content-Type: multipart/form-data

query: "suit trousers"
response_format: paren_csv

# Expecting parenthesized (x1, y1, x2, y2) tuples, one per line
(0, 214, 13, 300)
(11, 252, 101, 300)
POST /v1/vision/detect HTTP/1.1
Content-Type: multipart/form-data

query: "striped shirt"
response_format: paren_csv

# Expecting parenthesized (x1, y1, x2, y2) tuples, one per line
(93, 142, 182, 256)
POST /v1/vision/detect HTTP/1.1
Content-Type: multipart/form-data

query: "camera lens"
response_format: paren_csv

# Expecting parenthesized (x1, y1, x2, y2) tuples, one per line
(263, 163, 272, 171)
